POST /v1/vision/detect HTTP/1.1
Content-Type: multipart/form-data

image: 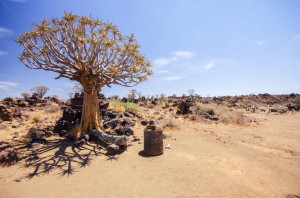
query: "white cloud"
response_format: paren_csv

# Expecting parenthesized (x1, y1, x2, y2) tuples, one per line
(153, 58, 173, 66)
(253, 40, 271, 47)
(162, 76, 185, 81)
(0, 51, 8, 56)
(171, 51, 194, 59)
(0, 81, 20, 91)
(156, 70, 170, 74)
(153, 50, 195, 67)
(202, 61, 215, 71)
(0, 27, 12, 37)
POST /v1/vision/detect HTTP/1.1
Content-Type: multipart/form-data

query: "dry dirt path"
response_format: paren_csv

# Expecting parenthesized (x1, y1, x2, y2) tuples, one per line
(1, 113, 299, 198)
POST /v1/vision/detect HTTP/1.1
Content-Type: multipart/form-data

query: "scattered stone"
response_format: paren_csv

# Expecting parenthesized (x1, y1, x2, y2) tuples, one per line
(0, 124, 7, 131)
(133, 135, 141, 141)
(140, 120, 149, 126)
(14, 178, 22, 182)
(73, 139, 86, 148)
(149, 120, 158, 126)
(209, 115, 219, 121)
(31, 143, 43, 148)
(59, 130, 68, 137)
(121, 117, 135, 127)
(115, 127, 134, 136)
(106, 144, 120, 155)
(13, 132, 20, 138)
(103, 119, 120, 129)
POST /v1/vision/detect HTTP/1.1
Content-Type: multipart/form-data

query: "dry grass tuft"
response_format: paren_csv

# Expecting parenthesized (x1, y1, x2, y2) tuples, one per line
(220, 112, 247, 125)
(160, 116, 179, 130)
(31, 113, 42, 123)
(114, 105, 125, 113)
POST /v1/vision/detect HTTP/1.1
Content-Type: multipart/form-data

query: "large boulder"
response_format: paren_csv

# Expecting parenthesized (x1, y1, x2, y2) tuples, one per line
(0, 104, 13, 121)
(178, 99, 197, 115)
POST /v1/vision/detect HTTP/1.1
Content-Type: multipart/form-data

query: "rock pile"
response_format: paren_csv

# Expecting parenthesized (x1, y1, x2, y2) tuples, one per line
(0, 104, 13, 121)
(54, 93, 137, 138)
(176, 99, 197, 115)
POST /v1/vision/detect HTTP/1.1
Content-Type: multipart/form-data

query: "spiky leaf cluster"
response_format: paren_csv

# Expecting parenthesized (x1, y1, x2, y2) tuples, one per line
(16, 12, 152, 89)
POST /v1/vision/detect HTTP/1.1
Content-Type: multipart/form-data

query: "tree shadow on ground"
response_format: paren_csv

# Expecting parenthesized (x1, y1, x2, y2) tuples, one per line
(12, 137, 111, 179)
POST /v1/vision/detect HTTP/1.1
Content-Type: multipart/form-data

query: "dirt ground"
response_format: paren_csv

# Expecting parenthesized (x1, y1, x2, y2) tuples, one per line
(0, 112, 299, 198)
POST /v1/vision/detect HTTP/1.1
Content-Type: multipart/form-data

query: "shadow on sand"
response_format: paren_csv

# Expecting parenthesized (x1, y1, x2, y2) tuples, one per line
(12, 137, 113, 179)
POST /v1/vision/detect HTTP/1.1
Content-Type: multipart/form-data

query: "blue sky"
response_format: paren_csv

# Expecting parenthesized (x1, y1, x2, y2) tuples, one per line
(0, 0, 300, 99)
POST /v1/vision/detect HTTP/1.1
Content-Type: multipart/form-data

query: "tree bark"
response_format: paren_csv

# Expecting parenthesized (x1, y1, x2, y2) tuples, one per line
(80, 86, 101, 134)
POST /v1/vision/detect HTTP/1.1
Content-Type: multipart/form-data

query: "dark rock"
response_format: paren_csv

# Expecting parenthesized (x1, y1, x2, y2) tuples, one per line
(115, 127, 134, 136)
(124, 112, 133, 118)
(106, 111, 117, 119)
(29, 128, 46, 139)
(59, 130, 68, 137)
(62, 108, 81, 122)
(12, 124, 18, 129)
(141, 120, 149, 126)
(103, 119, 120, 129)
(99, 99, 110, 110)
(14, 178, 22, 182)
(121, 117, 135, 127)
(71, 97, 84, 106)
(149, 120, 158, 126)
(178, 99, 197, 115)
(73, 139, 86, 148)
(106, 144, 121, 155)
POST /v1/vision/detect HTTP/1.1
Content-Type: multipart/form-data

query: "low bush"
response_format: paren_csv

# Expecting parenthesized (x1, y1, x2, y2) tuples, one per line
(110, 101, 138, 113)
(31, 113, 42, 123)
(161, 116, 179, 129)
(195, 104, 215, 115)
(292, 97, 300, 106)
(147, 104, 155, 109)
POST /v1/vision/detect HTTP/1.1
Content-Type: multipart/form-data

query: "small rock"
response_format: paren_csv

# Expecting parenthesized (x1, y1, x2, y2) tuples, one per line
(14, 178, 22, 182)
(209, 115, 219, 121)
(0, 124, 7, 131)
(13, 132, 20, 138)
(106, 144, 120, 155)
(12, 124, 18, 129)
(133, 135, 141, 141)
(31, 143, 43, 148)
(140, 120, 149, 126)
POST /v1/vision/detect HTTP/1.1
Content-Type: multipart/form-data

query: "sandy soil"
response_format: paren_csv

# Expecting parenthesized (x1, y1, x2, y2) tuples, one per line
(0, 112, 299, 198)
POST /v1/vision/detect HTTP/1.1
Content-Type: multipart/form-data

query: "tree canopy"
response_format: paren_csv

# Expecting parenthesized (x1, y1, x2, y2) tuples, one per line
(16, 12, 152, 90)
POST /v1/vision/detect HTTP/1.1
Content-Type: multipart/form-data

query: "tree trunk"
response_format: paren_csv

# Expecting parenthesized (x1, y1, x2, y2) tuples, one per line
(80, 87, 101, 134)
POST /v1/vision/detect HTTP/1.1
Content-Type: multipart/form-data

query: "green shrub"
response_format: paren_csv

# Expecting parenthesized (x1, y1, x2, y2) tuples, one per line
(110, 101, 138, 113)
(292, 97, 300, 106)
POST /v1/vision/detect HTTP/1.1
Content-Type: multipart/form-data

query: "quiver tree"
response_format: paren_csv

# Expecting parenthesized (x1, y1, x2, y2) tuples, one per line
(31, 85, 49, 98)
(21, 92, 30, 99)
(16, 12, 152, 135)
